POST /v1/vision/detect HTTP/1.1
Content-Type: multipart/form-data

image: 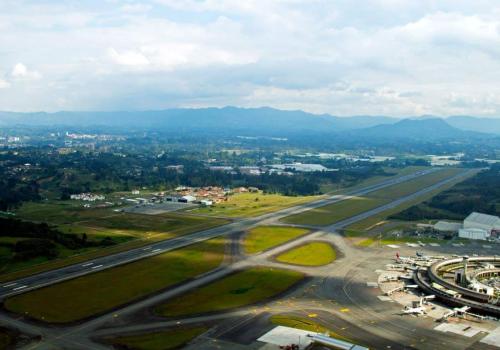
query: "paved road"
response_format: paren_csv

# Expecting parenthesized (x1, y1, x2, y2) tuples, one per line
(0, 168, 443, 300)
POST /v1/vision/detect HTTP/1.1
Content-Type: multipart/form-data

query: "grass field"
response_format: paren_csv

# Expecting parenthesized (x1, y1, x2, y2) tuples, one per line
(344, 169, 478, 245)
(0, 203, 229, 281)
(243, 226, 311, 254)
(155, 267, 304, 318)
(281, 168, 466, 227)
(191, 192, 321, 218)
(275, 242, 336, 266)
(281, 196, 387, 226)
(106, 327, 207, 350)
(4, 238, 226, 323)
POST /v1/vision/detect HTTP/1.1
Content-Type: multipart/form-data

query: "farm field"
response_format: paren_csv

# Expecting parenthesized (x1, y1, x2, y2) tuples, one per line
(0, 203, 228, 281)
(281, 168, 467, 226)
(243, 226, 311, 254)
(155, 267, 304, 317)
(4, 238, 226, 323)
(105, 327, 207, 350)
(191, 192, 321, 218)
(275, 242, 336, 266)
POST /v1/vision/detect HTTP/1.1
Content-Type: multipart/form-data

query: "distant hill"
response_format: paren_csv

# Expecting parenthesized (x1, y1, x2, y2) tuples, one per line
(446, 116, 500, 135)
(1, 107, 499, 138)
(348, 118, 487, 141)
(0, 107, 397, 135)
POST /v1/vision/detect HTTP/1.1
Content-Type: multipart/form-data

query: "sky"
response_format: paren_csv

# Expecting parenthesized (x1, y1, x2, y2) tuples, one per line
(1, 0, 500, 117)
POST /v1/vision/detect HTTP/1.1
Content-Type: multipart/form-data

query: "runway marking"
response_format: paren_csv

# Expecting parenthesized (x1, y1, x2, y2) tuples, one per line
(482, 245, 492, 249)
(366, 282, 379, 287)
(91, 264, 103, 269)
(143, 247, 152, 250)
(386, 244, 400, 248)
(3, 283, 17, 288)
(429, 243, 440, 247)
(308, 313, 317, 318)
(152, 248, 161, 253)
(13, 285, 27, 291)
(340, 308, 350, 313)
(82, 262, 94, 267)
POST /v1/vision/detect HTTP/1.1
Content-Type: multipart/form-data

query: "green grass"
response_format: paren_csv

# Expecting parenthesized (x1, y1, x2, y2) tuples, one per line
(243, 226, 311, 254)
(282, 168, 467, 227)
(0, 203, 229, 281)
(346, 168, 477, 242)
(281, 196, 388, 226)
(155, 267, 304, 317)
(107, 327, 207, 350)
(191, 192, 321, 218)
(4, 238, 226, 323)
(276, 242, 336, 266)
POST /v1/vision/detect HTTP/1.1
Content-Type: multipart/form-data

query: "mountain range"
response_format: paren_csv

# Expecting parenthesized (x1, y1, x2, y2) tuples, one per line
(0, 107, 499, 140)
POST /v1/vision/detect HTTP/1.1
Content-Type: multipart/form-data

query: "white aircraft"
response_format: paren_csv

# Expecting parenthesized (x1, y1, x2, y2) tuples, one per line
(402, 306, 426, 316)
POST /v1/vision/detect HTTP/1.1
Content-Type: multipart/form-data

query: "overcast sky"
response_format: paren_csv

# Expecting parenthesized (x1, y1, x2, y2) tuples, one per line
(1, 0, 500, 117)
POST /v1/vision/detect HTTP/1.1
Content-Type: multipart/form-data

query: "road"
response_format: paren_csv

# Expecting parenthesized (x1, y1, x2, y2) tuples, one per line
(0, 168, 445, 300)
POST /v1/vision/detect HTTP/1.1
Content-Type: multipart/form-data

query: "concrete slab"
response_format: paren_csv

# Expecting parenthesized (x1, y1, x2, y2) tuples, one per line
(434, 323, 483, 338)
(377, 295, 393, 302)
(257, 326, 316, 349)
(481, 326, 500, 348)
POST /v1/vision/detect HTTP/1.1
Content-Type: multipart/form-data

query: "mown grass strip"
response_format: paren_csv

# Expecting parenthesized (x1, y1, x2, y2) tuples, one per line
(155, 267, 304, 318)
(4, 238, 226, 323)
(276, 242, 336, 266)
(281, 168, 467, 227)
(243, 226, 311, 254)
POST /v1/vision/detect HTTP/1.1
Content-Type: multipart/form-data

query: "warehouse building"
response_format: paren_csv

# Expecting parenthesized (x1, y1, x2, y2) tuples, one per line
(458, 212, 500, 240)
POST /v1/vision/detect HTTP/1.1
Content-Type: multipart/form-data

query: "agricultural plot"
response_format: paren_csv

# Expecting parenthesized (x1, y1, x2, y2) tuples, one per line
(4, 238, 226, 323)
(243, 226, 312, 254)
(155, 267, 304, 317)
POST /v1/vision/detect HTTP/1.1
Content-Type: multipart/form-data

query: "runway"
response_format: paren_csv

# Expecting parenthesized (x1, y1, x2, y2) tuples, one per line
(0, 167, 467, 301)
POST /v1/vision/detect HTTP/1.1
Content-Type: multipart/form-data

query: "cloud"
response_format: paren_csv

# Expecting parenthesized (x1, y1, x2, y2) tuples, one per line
(0, 1, 500, 116)
(10, 63, 41, 80)
(108, 48, 150, 66)
(0, 78, 10, 89)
